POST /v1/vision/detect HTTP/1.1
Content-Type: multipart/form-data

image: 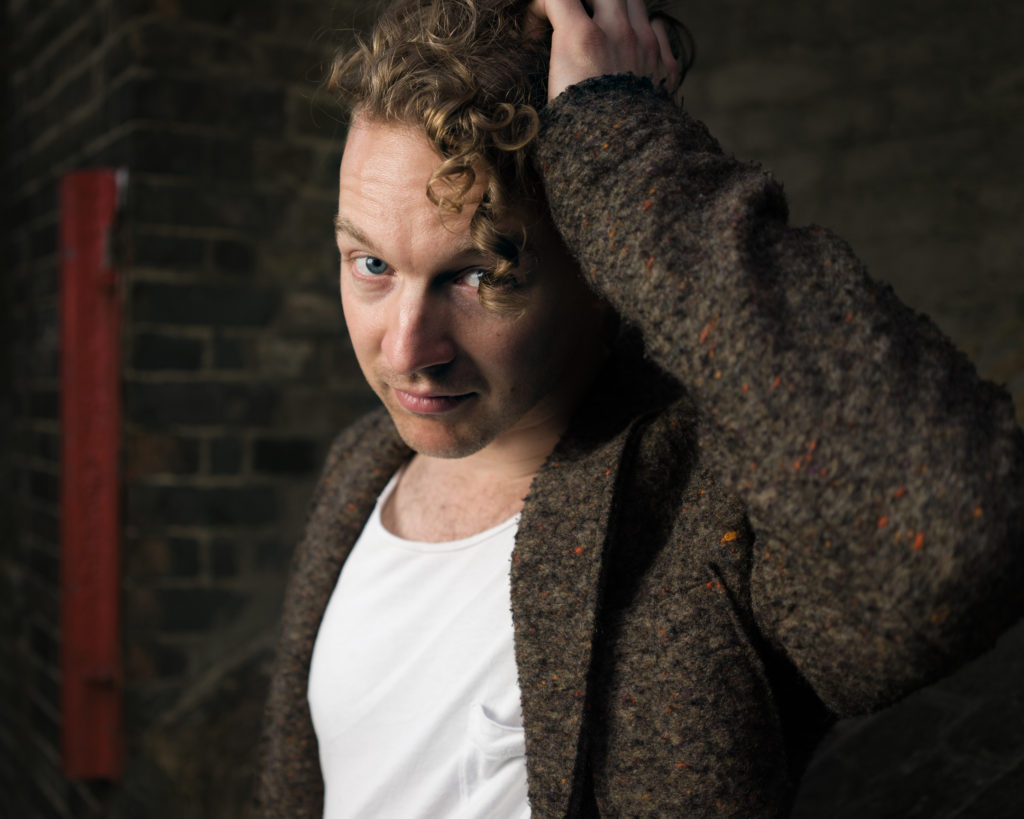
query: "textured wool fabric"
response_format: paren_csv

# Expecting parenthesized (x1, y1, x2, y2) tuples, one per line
(256, 76, 1024, 818)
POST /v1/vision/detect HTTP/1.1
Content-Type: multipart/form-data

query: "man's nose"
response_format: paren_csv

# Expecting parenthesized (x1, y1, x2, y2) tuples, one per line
(381, 289, 456, 376)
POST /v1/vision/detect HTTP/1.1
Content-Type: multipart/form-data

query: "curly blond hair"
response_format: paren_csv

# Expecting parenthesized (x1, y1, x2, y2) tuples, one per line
(328, 0, 692, 312)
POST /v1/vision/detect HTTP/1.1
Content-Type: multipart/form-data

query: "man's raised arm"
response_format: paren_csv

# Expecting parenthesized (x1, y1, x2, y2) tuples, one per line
(530, 0, 1024, 715)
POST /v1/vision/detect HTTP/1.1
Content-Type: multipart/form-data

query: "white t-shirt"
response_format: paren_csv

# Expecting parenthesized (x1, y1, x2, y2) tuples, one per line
(308, 471, 530, 818)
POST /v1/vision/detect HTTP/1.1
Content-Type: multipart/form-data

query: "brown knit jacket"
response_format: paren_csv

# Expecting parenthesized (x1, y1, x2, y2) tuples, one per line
(256, 76, 1024, 817)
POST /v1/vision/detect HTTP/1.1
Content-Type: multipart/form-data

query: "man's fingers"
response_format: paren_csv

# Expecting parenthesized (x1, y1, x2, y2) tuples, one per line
(624, 0, 650, 32)
(591, 0, 630, 29)
(651, 17, 680, 90)
(531, 0, 679, 99)
(527, 0, 591, 32)
(625, 0, 662, 73)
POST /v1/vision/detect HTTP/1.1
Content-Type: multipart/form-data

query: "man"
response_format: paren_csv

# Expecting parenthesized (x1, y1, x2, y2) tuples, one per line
(258, 0, 1024, 816)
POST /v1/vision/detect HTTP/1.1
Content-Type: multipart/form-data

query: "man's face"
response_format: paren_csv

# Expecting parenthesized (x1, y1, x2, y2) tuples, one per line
(336, 115, 604, 460)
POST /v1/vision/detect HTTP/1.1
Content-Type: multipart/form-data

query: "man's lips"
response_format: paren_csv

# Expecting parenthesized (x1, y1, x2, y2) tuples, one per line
(392, 389, 475, 415)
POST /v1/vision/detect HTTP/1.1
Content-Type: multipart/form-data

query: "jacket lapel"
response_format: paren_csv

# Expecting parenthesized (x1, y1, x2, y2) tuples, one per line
(511, 335, 684, 817)
(290, 410, 412, 653)
(511, 427, 627, 817)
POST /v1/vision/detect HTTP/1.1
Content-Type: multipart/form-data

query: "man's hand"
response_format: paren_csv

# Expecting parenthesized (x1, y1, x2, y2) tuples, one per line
(526, 0, 679, 100)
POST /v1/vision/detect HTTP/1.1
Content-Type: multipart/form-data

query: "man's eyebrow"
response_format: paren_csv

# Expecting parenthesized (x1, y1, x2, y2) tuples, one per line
(333, 214, 374, 248)
(334, 212, 496, 265)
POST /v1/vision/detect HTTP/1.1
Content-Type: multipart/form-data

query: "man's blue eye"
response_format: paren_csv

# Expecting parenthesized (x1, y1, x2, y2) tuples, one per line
(354, 256, 389, 275)
(463, 269, 487, 289)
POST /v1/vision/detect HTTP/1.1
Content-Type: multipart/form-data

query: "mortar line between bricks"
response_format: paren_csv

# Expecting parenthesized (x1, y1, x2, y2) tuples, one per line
(16, 58, 102, 126)
(9, 451, 60, 474)
(10, 104, 114, 187)
(27, 608, 60, 636)
(124, 267, 254, 285)
(18, 460, 59, 479)
(81, 116, 345, 152)
(13, 207, 60, 234)
(126, 475, 280, 487)
(125, 16, 339, 66)
(122, 166, 342, 200)
(111, 58, 293, 91)
(25, 653, 60, 687)
(124, 370, 277, 383)
(21, 564, 59, 592)
(20, 597, 58, 624)
(12, 419, 60, 436)
(12, 63, 156, 174)
(26, 683, 61, 726)
(134, 577, 283, 593)
(27, 761, 69, 818)
(129, 325, 213, 339)
(12, 496, 63, 521)
(12, 8, 103, 86)
(122, 424, 281, 436)
(21, 387, 60, 404)
(69, 780, 104, 814)
(128, 224, 255, 241)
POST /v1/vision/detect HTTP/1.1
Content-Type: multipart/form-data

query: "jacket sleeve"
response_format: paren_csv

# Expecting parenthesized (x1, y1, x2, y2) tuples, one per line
(534, 74, 1024, 715)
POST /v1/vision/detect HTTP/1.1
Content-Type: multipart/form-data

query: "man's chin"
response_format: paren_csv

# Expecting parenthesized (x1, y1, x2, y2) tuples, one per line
(388, 413, 493, 460)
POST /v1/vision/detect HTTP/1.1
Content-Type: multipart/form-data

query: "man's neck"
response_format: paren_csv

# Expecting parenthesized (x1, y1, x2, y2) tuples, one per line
(380, 420, 561, 543)
(379, 455, 535, 543)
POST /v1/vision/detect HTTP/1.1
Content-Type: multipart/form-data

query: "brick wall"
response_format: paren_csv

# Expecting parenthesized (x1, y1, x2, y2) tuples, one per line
(3, 1, 127, 814)
(2, 1, 1022, 817)
(2, 0, 374, 816)
(0, 1, 14, 812)
(111, 2, 377, 814)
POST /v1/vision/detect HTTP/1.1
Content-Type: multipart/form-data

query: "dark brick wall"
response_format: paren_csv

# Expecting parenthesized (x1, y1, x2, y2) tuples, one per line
(2, 0, 375, 816)
(3, 1, 130, 815)
(0, 3, 14, 815)
(105, 1, 378, 816)
(1, 1, 1021, 817)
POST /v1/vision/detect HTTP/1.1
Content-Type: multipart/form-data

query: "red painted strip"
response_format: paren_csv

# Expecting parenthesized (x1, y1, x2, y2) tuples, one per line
(59, 169, 124, 780)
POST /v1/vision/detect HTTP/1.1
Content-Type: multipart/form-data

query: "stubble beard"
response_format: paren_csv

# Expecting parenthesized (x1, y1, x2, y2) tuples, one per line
(385, 398, 501, 460)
